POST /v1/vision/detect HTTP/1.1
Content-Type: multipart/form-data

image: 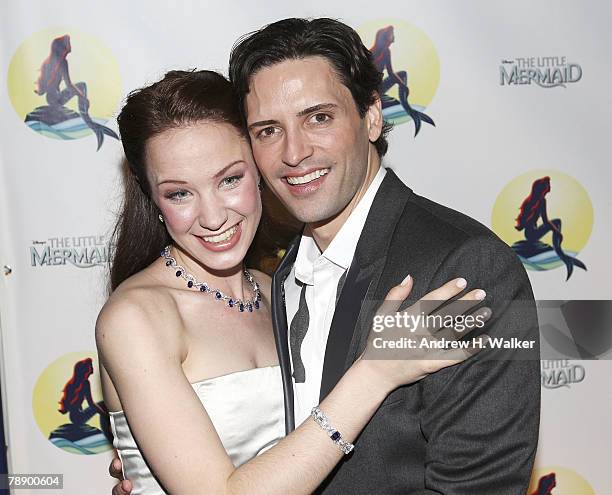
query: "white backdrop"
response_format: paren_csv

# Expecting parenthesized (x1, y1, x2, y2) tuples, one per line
(1, 1, 611, 493)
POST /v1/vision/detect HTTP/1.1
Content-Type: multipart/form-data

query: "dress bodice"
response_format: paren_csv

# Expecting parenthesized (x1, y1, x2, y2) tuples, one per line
(109, 365, 285, 494)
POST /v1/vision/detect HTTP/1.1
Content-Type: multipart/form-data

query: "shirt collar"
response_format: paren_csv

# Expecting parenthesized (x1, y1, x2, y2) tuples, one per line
(293, 166, 387, 283)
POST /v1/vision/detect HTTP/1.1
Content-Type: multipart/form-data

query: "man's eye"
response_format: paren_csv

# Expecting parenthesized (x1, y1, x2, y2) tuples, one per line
(165, 190, 190, 201)
(310, 113, 331, 124)
(221, 175, 243, 187)
(257, 127, 278, 139)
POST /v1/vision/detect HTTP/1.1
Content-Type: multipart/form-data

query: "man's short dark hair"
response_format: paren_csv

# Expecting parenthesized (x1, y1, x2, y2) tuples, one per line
(229, 17, 393, 157)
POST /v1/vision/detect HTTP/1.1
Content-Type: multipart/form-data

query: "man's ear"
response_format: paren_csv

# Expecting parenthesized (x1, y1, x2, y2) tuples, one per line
(366, 92, 384, 143)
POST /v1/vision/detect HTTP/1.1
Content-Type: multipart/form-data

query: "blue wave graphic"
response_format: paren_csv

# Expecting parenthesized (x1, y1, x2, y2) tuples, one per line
(26, 117, 110, 140)
(50, 432, 111, 455)
(382, 103, 427, 124)
(517, 250, 579, 271)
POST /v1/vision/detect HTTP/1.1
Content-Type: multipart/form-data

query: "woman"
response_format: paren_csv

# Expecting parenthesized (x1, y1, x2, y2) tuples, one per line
(96, 70, 489, 494)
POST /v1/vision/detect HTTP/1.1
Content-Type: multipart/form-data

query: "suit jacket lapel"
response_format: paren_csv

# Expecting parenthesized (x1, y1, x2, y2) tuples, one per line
(319, 257, 384, 400)
(319, 170, 411, 401)
(271, 236, 300, 433)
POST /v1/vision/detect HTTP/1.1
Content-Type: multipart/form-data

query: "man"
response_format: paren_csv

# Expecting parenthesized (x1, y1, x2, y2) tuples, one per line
(112, 17, 540, 494)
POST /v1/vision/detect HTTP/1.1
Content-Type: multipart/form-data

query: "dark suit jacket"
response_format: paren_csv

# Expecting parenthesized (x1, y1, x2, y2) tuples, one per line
(271, 169, 540, 494)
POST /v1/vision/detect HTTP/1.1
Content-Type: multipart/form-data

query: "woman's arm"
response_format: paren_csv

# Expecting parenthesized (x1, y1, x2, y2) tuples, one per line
(99, 278, 486, 495)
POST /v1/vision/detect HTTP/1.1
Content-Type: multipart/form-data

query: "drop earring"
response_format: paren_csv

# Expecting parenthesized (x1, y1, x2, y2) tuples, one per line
(158, 214, 164, 223)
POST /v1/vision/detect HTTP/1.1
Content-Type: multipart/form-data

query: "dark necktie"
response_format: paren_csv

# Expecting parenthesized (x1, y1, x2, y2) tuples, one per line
(289, 283, 309, 383)
(289, 270, 348, 384)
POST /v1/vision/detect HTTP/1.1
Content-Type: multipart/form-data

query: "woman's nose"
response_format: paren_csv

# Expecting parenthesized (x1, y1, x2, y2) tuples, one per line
(198, 199, 228, 232)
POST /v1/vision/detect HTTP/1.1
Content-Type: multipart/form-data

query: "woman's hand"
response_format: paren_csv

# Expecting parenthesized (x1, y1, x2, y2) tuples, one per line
(359, 276, 491, 392)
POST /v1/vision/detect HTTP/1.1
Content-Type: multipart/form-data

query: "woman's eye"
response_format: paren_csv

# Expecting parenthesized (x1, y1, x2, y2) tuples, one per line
(221, 175, 243, 187)
(165, 190, 190, 201)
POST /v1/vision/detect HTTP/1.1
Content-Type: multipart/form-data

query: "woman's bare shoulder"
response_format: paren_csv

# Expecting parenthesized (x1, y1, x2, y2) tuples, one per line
(96, 266, 182, 355)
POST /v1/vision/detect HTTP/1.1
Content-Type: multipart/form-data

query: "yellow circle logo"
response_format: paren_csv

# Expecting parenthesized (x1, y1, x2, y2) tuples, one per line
(529, 466, 596, 494)
(357, 19, 440, 134)
(32, 351, 112, 455)
(7, 27, 121, 150)
(492, 170, 593, 280)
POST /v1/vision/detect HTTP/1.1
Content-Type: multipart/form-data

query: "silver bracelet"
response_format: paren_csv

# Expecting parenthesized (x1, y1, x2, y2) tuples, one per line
(311, 406, 354, 455)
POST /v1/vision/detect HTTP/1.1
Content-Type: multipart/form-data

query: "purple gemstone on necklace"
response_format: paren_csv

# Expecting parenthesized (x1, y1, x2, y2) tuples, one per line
(254, 300, 260, 310)
(247, 303, 253, 312)
(199, 286, 206, 292)
(187, 281, 193, 288)
(239, 303, 245, 312)
(175, 270, 182, 277)
(228, 299, 234, 307)
(165, 260, 172, 266)
(215, 291, 222, 299)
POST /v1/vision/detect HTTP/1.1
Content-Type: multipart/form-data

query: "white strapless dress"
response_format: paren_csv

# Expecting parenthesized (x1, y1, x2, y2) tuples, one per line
(109, 365, 285, 494)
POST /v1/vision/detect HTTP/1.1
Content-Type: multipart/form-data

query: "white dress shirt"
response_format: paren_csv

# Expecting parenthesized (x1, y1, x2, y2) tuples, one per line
(284, 167, 387, 426)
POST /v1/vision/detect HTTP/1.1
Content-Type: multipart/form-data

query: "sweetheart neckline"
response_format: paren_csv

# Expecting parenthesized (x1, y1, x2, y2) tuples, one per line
(108, 365, 281, 416)
(188, 364, 281, 387)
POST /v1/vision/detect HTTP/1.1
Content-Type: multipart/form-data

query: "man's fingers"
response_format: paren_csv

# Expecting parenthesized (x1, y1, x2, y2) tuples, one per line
(112, 480, 132, 495)
(109, 457, 123, 480)
(109, 456, 131, 495)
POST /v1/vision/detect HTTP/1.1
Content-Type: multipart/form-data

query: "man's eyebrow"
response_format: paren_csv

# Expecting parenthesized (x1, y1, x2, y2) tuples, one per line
(296, 103, 338, 118)
(247, 103, 338, 131)
(247, 119, 279, 132)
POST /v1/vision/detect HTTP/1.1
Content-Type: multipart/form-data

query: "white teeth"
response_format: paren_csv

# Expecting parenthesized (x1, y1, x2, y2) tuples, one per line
(201, 223, 239, 243)
(286, 168, 329, 185)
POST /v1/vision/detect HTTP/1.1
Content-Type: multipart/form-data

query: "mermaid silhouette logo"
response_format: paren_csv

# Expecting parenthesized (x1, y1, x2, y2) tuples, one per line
(32, 353, 113, 455)
(492, 171, 593, 281)
(357, 19, 440, 131)
(25, 34, 118, 149)
(512, 177, 587, 280)
(529, 467, 596, 494)
(8, 28, 122, 150)
(371, 26, 435, 136)
(531, 473, 556, 494)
